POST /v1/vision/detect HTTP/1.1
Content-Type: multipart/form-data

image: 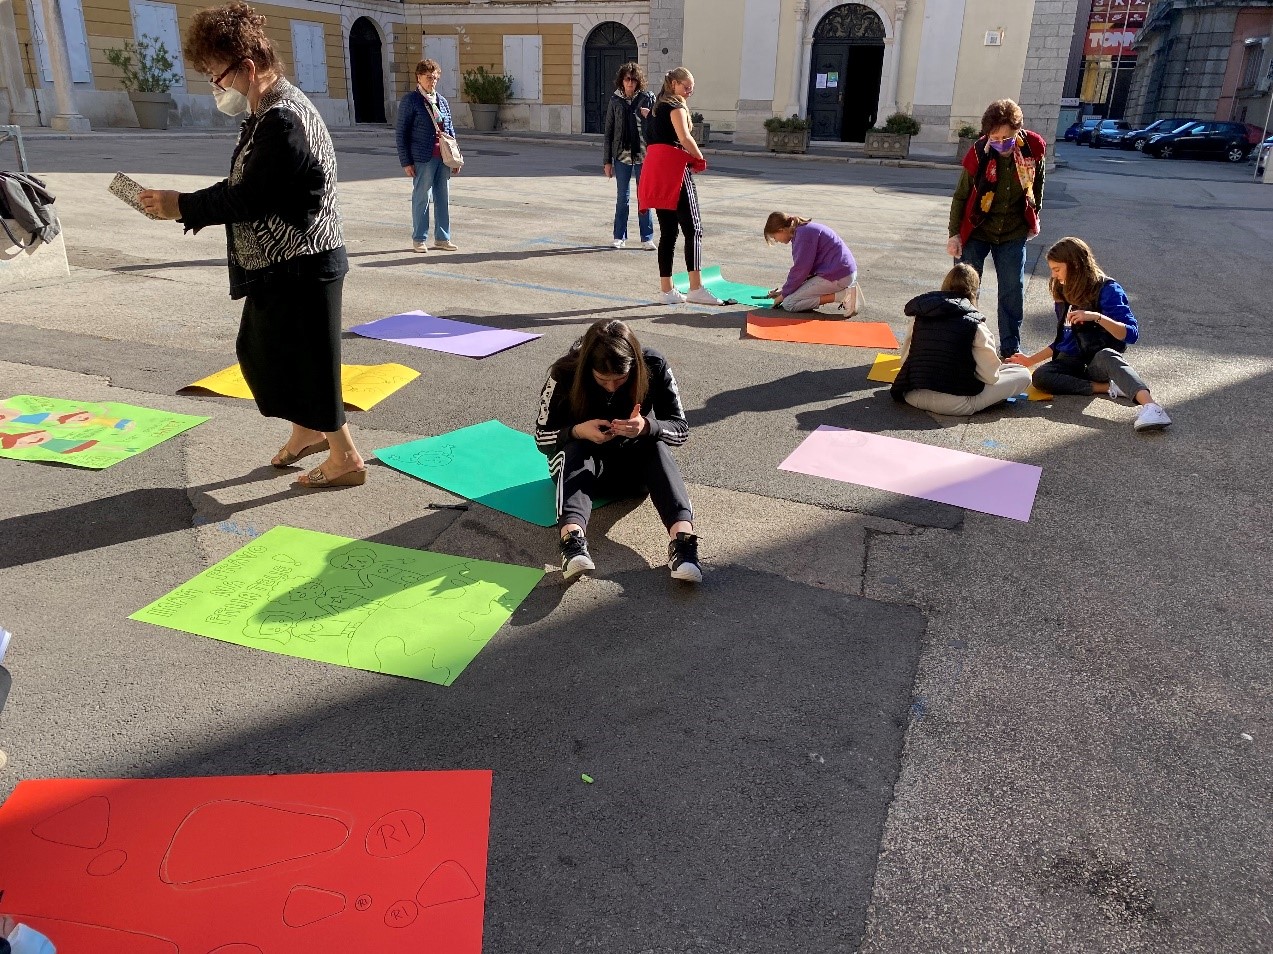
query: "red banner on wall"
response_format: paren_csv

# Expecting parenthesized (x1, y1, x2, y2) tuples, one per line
(1086, 27, 1138, 57)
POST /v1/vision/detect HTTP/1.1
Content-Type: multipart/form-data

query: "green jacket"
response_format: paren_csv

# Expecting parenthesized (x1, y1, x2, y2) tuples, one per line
(948, 152, 1045, 244)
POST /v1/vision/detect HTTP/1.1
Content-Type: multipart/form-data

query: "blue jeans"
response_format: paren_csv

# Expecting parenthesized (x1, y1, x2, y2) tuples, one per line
(613, 160, 653, 242)
(411, 155, 451, 243)
(960, 236, 1026, 357)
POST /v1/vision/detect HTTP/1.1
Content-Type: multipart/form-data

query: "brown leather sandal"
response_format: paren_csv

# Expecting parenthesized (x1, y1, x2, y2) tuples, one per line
(272, 439, 329, 469)
(297, 465, 367, 489)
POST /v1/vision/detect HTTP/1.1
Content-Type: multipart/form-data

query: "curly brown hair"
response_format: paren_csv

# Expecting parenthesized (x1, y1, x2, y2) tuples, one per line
(184, 2, 280, 75)
(980, 98, 1024, 136)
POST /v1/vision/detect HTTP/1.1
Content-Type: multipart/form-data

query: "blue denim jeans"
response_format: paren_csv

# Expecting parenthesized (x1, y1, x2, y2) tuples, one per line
(411, 155, 451, 243)
(613, 160, 653, 242)
(960, 236, 1026, 357)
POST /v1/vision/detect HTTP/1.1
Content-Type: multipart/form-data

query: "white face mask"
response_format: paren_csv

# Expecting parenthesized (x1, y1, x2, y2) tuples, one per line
(213, 84, 250, 116)
(6, 923, 57, 954)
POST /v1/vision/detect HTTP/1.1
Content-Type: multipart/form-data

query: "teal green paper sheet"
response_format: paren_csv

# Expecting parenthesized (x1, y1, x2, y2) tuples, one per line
(376, 420, 611, 527)
(672, 265, 773, 306)
(131, 526, 544, 686)
(0, 395, 207, 469)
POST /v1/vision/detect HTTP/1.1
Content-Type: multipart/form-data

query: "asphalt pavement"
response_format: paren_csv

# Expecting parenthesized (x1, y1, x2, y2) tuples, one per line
(0, 132, 1270, 952)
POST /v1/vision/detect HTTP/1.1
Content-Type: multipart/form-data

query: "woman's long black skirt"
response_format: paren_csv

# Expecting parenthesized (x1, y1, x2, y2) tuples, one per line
(236, 274, 346, 433)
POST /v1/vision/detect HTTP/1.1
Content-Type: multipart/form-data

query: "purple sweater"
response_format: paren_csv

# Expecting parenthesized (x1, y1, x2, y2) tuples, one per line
(781, 222, 857, 299)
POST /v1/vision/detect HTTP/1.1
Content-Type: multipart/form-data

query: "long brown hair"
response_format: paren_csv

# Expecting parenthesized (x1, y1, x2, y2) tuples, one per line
(657, 67, 692, 109)
(550, 320, 649, 419)
(763, 211, 811, 244)
(1047, 237, 1107, 308)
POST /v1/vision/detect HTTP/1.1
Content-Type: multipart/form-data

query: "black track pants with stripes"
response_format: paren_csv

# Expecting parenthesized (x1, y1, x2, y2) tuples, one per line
(553, 439, 693, 532)
(656, 172, 703, 278)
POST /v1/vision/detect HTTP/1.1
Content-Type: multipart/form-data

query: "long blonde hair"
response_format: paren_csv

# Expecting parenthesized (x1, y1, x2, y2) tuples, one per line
(763, 211, 811, 244)
(657, 67, 693, 109)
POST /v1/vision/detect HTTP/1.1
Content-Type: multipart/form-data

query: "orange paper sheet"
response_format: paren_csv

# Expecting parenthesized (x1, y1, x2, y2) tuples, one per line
(746, 316, 900, 350)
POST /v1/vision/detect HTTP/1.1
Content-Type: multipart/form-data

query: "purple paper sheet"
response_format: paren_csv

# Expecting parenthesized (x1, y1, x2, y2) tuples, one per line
(351, 311, 542, 358)
(778, 426, 1042, 521)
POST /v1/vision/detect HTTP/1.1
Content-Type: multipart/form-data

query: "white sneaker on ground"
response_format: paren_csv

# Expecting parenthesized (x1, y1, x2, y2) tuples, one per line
(612, 238, 626, 249)
(685, 287, 724, 305)
(1133, 403, 1172, 431)
(661, 289, 687, 304)
(432, 240, 459, 251)
(1107, 379, 1126, 400)
(641, 239, 657, 250)
(412, 241, 428, 252)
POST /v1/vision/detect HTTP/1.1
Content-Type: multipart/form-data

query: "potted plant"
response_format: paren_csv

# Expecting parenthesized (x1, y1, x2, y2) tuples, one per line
(691, 111, 710, 144)
(956, 123, 980, 157)
(461, 66, 514, 132)
(865, 112, 921, 159)
(105, 35, 181, 130)
(763, 114, 811, 154)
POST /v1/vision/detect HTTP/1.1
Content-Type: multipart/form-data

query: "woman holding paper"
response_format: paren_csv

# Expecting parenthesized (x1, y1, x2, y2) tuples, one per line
(890, 263, 1031, 415)
(1008, 237, 1171, 431)
(638, 68, 723, 306)
(534, 320, 701, 583)
(137, 1, 366, 488)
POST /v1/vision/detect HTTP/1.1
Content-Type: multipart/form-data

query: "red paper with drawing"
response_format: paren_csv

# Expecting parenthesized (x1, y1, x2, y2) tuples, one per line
(0, 770, 491, 952)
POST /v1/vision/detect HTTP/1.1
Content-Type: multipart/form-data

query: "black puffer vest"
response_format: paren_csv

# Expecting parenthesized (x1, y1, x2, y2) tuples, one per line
(891, 292, 986, 399)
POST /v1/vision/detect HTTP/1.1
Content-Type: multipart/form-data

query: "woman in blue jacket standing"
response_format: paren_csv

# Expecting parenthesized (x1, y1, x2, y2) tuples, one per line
(396, 58, 458, 253)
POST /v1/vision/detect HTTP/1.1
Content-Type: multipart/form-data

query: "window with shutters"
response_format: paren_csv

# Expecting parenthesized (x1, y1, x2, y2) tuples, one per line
(130, 1, 185, 90)
(291, 20, 328, 94)
(502, 34, 542, 102)
(29, 0, 92, 83)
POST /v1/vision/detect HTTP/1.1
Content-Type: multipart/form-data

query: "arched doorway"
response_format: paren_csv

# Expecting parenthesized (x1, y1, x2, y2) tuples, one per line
(808, 4, 885, 142)
(583, 22, 637, 134)
(349, 17, 386, 124)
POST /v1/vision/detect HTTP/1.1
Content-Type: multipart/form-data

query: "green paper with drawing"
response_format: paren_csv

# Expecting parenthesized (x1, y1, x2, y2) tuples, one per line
(131, 526, 545, 685)
(0, 395, 207, 469)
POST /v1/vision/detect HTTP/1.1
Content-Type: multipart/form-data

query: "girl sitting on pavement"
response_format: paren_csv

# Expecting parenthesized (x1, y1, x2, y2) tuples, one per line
(1008, 237, 1171, 432)
(763, 213, 861, 316)
(534, 319, 701, 583)
(891, 264, 1032, 415)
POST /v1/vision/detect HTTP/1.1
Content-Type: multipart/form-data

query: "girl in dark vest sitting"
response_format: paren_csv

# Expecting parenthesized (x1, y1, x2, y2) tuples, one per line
(1009, 237, 1171, 431)
(534, 320, 702, 582)
(891, 263, 1032, 415)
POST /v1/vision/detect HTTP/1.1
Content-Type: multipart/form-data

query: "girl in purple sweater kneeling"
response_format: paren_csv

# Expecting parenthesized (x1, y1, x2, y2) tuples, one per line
(763, 212, 861, 316)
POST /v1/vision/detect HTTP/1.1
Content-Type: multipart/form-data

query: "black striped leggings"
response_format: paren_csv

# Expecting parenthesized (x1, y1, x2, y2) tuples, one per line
(656, 172, 703, 277)
(554, 440, 693, 532)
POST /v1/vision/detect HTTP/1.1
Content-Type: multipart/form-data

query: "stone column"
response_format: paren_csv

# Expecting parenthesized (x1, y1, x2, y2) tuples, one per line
(0, 0, 39, 124)
(647, 0, 686, 86)
(882, 0, 907, 117)
(1017, 0, 1080, 159)
(786, 0, 808, 116)
(40, 0, 89, 132)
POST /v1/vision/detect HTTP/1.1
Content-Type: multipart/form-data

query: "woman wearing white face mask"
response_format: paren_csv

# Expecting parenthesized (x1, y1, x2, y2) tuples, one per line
(138, 1, 367, 489)
(1, 914, 57, 953)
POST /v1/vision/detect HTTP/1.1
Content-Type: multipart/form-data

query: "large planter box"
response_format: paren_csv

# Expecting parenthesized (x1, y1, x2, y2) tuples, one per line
(469, 103, 498, 132)
(691, 121, 710, 144)
(957, 136, 978, 158)
(129, 92, 173, 130)
(864, 130, 911, 159)
(766, 128, 810, 154)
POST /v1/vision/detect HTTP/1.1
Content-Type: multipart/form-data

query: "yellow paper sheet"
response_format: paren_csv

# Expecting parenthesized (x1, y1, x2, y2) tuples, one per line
(183, 363, 419, 411)
(866, 353, 901, 383)
(1026, 385, 1053, 402)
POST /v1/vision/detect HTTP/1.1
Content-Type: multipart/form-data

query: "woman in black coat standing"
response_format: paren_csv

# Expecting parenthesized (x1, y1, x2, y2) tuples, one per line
(602, 62, 655, 250)
(140, 1, 365, 488)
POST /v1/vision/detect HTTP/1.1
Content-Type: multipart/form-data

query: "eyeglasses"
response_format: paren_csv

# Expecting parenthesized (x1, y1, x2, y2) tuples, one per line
(209, 62, 241, 92)
(988, 134, 1017, 144)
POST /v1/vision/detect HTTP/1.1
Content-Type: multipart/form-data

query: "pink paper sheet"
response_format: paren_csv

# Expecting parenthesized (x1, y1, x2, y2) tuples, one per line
(778, 426, 1042, 521)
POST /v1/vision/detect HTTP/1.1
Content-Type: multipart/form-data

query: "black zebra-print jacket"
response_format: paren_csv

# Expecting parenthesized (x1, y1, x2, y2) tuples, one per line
(178, 78, 346, 299)
(534, 347, 690, 458)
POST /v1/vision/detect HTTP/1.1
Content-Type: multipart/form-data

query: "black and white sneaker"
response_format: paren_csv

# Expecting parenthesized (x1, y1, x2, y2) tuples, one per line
(559, 530, 595, 580)
(668, 532, 703, 582)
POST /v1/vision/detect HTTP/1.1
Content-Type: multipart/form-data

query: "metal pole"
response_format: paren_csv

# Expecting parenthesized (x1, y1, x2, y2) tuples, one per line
(1103, 0, 1124, 117)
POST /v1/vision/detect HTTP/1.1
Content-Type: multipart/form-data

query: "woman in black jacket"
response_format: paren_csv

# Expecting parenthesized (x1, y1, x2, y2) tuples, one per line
(602, 62, 655, 250)
(534, 320, 701, 582)
(140, 2, 365, 488)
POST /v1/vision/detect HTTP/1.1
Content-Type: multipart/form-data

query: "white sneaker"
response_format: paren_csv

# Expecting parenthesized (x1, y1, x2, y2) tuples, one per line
(1107, 379, 1126, 400)
(412, 241, 428, 253)
(612, 238, 626, 249)
(641, 239, 657, 250)
(661, 289, 687, 304)
(1133, 403, 1172, 431)
(685, 287, 724, 305)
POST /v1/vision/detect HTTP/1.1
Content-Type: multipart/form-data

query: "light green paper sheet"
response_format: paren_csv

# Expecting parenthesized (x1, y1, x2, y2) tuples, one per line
(376, 420, 581, 527)
(0, 395, 207, 469)
(131, 526, 544, 685)
(672, 265, 773, 307)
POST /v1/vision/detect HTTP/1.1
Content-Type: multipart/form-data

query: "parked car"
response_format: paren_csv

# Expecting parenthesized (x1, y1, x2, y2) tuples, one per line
(1064, 117, 1102, 142)
(1257, 135, 1273, 178)
(1074, 118, 1104, 144)
(1119, 118, 1197, 151)
(1089, 119, 1133, 148)
(1145, 121, 1253, 162)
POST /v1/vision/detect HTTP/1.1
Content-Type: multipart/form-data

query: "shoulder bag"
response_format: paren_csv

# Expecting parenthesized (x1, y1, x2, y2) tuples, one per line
(425, 98, 464, 171)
